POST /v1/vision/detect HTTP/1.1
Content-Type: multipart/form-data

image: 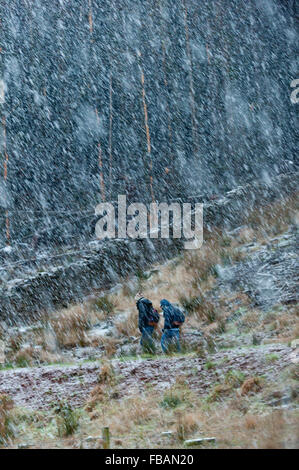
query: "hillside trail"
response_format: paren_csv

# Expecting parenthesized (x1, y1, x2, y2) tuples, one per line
(0, 342, 294, 410)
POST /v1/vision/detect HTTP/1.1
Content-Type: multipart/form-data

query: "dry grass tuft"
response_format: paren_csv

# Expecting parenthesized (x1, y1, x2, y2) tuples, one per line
(196, 405, 297, 449)
(7, 333, 23, 353)
(93, 295, 118, 315)
(246, 193, 298, 239)
(12, 347, 35, 367)
(181, 294, 218, 324)
(176, 411, 199, 440)
(85, 385, 105, 411)
(287, 364, 299, 381)
(0, 394, 14, 444)
(184, 244, 220, 282)
(258, 410, 293, 449)
(86, 361, 117, 411)
(207, 383, 233, 402)
(50, 301, 119, 350)
(97, 360, 116, 386)
(51, 305, 91, 349)
(11, 347, 61, 367)
(109, 395, 159, 435)
(244, 414, 258, 430)
(239, 311, 261, 329)
(115, 311, 138, 337)
(240, 377, 264, 396)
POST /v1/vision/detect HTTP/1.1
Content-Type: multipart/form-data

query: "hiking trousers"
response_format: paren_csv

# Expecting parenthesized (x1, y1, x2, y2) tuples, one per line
(161, 328, 180, 353)
(140, 326, 155, 353)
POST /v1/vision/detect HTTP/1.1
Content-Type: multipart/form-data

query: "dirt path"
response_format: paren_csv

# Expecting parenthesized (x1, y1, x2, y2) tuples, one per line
(0, 344, 292, 410)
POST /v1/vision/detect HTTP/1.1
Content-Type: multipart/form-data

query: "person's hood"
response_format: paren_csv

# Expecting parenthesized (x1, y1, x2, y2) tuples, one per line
(140, 298, 152, 306)
(136, 297, 152, 306)
(160, 299, 171, 307)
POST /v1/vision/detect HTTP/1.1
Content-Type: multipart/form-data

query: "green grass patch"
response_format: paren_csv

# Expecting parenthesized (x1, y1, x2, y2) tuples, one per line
(204, 361, 217, 370)
(224, 369, 245, 387)
(265, 353, 279, 363)
(160, 391, 182, 409)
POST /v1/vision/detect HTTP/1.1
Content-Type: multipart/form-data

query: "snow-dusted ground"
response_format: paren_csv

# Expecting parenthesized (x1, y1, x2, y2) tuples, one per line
(0, 343, 294, 411)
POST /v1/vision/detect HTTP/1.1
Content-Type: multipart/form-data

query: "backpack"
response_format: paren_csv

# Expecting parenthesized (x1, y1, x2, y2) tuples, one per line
(147, 306, 160, 326)
(172, 307, 185, 327)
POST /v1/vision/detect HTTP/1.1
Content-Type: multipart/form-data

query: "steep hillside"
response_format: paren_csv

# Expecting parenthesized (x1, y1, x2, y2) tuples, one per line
(0, 193, 298, 449)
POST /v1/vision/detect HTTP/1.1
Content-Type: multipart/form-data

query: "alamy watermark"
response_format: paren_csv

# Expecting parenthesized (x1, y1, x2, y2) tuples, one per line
(95, 196, 203, 250)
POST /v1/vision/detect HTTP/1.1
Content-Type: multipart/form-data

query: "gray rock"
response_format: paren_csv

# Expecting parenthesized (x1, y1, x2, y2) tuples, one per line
(18, 443, 30, 449)
(85, 435, 101, 442)
(218, 230, 298, 309)
(184, 437, 216, 446)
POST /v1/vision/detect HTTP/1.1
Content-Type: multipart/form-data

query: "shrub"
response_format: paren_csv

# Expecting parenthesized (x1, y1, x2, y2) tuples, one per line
(95, 295, 117, 315)
(239, 311, 260, 330)
(160, 391, 182, 409)
(207, 383, 232, 402)
(54, 401, 80, 437)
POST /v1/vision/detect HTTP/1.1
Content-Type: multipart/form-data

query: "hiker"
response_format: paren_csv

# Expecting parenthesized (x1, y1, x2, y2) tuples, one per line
(135, 292, 159, 353)
(160, 299, 185, 354)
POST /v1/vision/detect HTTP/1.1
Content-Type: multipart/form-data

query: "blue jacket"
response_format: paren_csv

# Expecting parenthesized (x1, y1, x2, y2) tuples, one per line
(160, 299, 177, 330)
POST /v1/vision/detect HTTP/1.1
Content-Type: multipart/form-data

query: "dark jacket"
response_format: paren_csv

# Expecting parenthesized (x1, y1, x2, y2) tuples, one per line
(160, 299, 185, 330)
(136, 297, 153, 332)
